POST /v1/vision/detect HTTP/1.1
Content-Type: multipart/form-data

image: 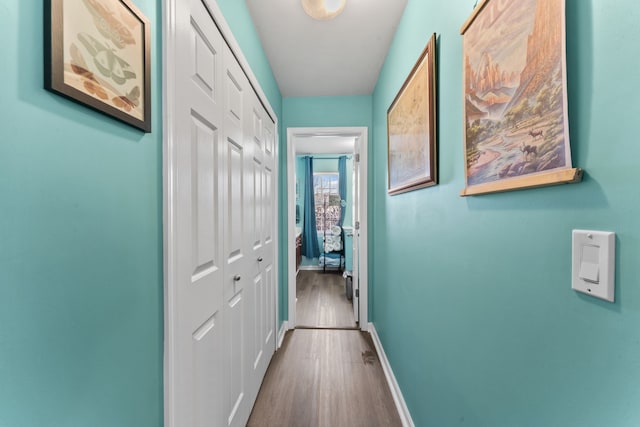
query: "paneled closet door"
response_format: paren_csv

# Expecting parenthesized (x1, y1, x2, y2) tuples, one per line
(222, 41, 254, 427)
(244, 97, 277, 401)
(261, 112, 277, 367)
(172, 0, 225, 425)
(170, 1, 276, 426)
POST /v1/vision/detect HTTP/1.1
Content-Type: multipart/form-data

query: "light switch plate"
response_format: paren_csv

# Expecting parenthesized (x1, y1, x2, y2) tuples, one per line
(572, 230, 615, 302)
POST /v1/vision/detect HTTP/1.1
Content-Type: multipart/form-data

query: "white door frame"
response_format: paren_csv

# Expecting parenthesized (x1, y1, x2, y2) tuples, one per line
(286, 127, 368, 330)
(162, 1, 279, 425)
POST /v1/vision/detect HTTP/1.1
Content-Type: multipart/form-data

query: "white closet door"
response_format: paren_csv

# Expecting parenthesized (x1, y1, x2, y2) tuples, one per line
(168, 1, 276, 426)
(244, 98, 276, 399)
(261, 114, 276, 362)
(172, 0, 225, 425)
(222, 42, 254, 427)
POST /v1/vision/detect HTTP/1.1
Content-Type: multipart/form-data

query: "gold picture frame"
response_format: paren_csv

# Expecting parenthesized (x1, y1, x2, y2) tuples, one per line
(387, 33, 438, 196)
(45, 0, 151, 132)
(460, 0, 581, 196)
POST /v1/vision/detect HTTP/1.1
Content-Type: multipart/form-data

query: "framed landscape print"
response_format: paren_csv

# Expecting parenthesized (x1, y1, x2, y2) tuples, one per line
(460, 0, 581, 196)
(387, 33, 437, 196)
(45, 0, 151, 132)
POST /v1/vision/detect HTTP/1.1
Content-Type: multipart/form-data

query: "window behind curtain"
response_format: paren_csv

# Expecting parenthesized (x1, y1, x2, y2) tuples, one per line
(313, 173, 341, 232)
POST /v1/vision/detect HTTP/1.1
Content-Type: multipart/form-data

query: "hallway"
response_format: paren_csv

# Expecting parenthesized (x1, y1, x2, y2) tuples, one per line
(4, 1, 639, 426)
(247, 270, 398, 426)
(296, 270, 357, 329)
(247, 329, 402, 427)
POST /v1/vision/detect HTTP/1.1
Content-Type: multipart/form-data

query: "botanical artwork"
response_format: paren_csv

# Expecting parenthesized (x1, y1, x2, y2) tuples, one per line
(387, 34, 437, 195)
(45, 0, 150, 131)
(462, 0, 571, 191)
(63, 0, 144, 119)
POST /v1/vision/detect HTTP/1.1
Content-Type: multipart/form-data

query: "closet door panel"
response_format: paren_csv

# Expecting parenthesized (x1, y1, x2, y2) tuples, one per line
(225, 138, 245, 266)
(222, 42, 255, 427)
(252, 271, 265, 372)
(261, 116, 276, 356)
(173, 0, 225, 425)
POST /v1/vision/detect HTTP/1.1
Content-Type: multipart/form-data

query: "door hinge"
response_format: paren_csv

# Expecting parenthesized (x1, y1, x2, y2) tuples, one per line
(355, 289, 359, 298)
(355, 221, 360, 230)
(354, 153, 360, 162)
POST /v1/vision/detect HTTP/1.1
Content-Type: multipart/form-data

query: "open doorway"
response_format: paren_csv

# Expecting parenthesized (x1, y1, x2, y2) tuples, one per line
(296, 157, 355, 329)
(286, 127, 368, 331)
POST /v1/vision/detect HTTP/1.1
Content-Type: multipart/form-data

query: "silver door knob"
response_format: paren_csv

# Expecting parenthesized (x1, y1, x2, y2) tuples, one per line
(233, 275, 241, 282)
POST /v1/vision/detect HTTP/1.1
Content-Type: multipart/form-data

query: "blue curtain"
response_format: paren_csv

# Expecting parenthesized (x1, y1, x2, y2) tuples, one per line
(302, 156, 320, 258)
(338, 155, 347, 226)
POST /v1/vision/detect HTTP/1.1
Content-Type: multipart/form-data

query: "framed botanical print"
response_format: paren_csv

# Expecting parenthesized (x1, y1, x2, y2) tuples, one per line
(45, 0, 151, 132)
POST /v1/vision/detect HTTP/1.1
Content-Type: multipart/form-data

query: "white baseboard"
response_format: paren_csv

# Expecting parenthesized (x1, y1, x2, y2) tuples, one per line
(368, 323, 415, 427)
(277, 321, 288, 349)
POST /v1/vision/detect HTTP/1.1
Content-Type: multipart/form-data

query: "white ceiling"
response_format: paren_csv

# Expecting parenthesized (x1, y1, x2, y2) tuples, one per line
(245, 0, 408, 97)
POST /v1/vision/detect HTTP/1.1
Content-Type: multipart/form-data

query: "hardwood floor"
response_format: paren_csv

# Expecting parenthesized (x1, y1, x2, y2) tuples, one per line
(247, 329, 402, 427)
(296, 270, 356, 329)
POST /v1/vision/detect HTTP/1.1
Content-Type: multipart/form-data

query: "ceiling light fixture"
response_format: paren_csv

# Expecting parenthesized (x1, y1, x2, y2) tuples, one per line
(301, 0, 347, 21)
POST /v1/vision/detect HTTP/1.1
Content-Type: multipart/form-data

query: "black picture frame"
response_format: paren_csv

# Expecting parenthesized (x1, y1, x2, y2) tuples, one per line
(387, 33, 438, 195)
(45, 0, 151, 132)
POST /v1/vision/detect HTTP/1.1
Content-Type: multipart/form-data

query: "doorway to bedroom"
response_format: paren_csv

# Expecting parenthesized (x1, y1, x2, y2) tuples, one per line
(287, 127, 369, 331)
(297, 162, 355, 329)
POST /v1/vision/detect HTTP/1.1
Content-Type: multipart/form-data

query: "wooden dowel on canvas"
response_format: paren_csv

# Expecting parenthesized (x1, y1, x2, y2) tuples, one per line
(460, 168, 583, 196)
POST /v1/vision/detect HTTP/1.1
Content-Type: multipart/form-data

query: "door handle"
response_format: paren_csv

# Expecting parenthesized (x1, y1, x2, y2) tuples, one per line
(233, 275, 241, 282)
(257, 257, 263, 262)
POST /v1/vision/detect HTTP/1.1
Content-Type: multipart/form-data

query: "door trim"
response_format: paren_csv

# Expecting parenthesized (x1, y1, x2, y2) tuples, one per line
(162, 1, 279, 425)
(286, 127, 368, 329)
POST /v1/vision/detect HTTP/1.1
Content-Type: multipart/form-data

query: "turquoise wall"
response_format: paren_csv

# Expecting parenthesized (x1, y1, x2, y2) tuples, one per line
(371, 0, 640, 426)
(281, 96, 372, 320)
(283, 96, 372, 129)
(0, 1, 163, 426)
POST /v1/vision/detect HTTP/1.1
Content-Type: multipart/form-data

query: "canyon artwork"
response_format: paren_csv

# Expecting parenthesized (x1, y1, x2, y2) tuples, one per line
(463, 0, 571, 188)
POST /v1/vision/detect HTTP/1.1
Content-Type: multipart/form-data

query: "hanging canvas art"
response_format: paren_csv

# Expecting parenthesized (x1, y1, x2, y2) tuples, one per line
(460, 0, 581, 196)
(45, 0, 151, 132)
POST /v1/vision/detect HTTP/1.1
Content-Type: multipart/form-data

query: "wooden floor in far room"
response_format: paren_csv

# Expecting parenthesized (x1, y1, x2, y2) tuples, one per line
(296, 270, 356, 329)
(247, 329, 403, 427)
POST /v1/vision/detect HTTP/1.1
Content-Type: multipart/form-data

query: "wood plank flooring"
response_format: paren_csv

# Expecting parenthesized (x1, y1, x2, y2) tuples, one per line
(296, 270, 356, 329)
(247, 329, 402, 427)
